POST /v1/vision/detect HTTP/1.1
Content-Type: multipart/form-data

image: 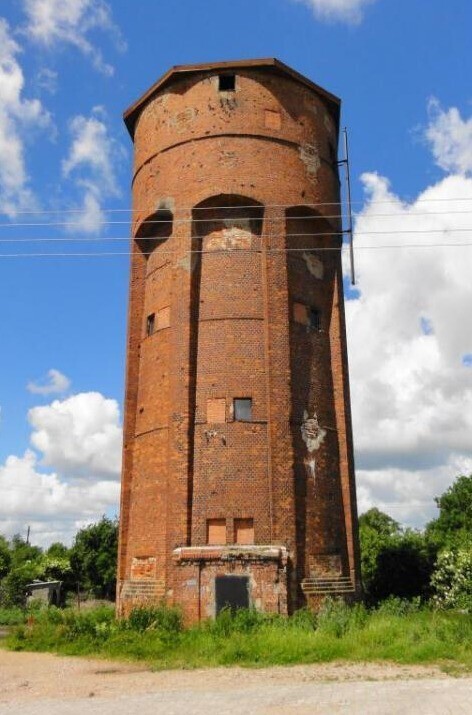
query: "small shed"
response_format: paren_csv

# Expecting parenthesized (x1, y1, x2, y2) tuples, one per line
(26, 580, 62, 606)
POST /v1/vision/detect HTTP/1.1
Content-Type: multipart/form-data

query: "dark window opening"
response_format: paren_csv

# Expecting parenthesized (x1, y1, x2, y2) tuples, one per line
(219, 74, 236, 92)
(215, 575, 249, 615)
(146, 313, 155, 336)
(309, 308, 321, 331)
(234, 398, 252, 421)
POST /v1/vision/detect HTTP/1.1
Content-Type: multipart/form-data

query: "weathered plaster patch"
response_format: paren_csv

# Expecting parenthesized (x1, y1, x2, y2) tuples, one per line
(301, 410, 326, 485)
(299, 143, 321, 179)
(177, 253, 197, 273)
(302, 251, 324, 279)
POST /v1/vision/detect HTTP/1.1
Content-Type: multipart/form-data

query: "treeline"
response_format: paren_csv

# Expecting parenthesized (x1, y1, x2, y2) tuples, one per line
(1, 475, 471, 611)
(360, 475, 472, 610)
(0, 516, 118, 607)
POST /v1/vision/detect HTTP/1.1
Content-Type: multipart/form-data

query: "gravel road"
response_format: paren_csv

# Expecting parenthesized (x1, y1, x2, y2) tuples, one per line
(0, 650, 470, 714)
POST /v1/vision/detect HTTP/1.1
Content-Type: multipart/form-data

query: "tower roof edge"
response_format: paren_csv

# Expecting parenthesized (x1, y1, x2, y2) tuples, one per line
(123, 58, 341, 139)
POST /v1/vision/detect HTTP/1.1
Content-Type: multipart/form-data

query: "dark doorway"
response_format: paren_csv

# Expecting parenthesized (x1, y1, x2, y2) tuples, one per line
(215, 575, 249, 614)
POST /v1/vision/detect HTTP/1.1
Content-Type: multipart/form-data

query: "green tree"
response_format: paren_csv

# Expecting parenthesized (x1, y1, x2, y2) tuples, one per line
(0, 535, 11, 580)
(426, 475, 472, 550)
(70, 517, 118, 600)
(359, 508, 435, 604)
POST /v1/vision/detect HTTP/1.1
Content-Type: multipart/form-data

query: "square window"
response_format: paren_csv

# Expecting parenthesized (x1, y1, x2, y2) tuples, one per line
(219, 74, 236, 92)
(234, 398, 252, 422)
(235, 519, 254, 545)
(207, 519, 226, 545)
(146, 313, 155, 336)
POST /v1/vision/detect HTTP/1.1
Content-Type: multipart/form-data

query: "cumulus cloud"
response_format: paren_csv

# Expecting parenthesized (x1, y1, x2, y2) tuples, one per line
(0, 18, 52, 216)
(292, 0, 377, 23)
(0, 391, 122, 545)
(27, 368, 71, 396)
(347, 107, 472, 525)
(22, 0, 125, 76)
(62, 107, 124, 232)
(29, 392, 122, 479)
(425, 98, 472, 175)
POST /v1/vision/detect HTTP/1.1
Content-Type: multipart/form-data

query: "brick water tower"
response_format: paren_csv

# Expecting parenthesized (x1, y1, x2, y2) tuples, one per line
(118, 59, 361, 620)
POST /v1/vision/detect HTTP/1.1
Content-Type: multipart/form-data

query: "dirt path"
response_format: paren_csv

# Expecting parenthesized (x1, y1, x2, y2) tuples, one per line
(0, 650, 470, 714)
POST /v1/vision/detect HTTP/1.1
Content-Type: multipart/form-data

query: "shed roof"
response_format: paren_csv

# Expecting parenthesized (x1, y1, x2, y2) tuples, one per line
(123, 58, 340, 138)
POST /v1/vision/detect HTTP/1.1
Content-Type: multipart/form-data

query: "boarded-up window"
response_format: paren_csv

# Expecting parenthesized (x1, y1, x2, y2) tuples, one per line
(157, 306, 170, 330)
(207, 519, 226, 545)
(131, 556, 156, 580)
(235, 518, 254, 545)
(265, 109, 281, 130)
(207, 398, 226, 423)
(293, 302, 308, 325)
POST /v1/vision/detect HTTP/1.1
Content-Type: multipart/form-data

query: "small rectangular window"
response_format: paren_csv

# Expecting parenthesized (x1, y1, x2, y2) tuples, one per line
(219, 74, 236, 92)
(207, 519, 226, 545)
(234, 398, 252, 422)
(235, 519, 254, 545)
(146, 313, 155, 336)
(309, 308, 321, 331)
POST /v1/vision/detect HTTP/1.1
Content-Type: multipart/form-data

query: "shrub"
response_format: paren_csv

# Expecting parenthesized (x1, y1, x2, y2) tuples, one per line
(431, 549, 472, 612)
(126, 605, 183, 635)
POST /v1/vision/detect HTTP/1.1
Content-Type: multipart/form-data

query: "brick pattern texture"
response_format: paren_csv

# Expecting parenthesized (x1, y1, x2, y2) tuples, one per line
(117, 63, 361, 621)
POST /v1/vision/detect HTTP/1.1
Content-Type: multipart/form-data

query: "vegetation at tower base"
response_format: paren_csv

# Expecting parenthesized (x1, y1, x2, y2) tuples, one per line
(5, 600, 472, 671)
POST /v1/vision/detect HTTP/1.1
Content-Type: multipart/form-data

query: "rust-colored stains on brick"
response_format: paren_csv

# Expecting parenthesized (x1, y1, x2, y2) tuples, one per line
(117, 59, 361, 623)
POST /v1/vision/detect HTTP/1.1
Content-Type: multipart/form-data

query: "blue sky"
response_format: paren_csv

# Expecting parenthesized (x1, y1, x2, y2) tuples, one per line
(0, 0, 471, 544)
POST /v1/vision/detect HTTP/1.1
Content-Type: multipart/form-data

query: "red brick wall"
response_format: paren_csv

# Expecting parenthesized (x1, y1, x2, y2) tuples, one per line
(117, 64, 361, 619)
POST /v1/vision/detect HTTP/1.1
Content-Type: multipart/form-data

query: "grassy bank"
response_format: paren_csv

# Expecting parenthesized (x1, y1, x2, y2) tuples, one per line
(5, 599, 472, 671)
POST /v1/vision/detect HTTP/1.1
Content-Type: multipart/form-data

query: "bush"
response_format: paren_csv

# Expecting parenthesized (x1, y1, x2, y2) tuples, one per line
(126, 605, 183, 635)
(431, 549, 472, 612)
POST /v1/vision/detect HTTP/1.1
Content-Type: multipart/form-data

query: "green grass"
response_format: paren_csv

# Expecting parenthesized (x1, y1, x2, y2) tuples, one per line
(5, 599, 472, 671)
(0, 607, 27, 626)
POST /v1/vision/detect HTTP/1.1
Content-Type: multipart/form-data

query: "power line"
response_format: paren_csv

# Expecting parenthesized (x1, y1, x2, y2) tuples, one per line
(2, 209, 472, 228)
(0, 228, 472, 244)
(1, 195, 471, 217)
(1, 243, 472, 258)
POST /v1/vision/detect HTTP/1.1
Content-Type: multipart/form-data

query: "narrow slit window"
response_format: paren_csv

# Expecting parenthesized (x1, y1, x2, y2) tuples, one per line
(309, 308, 321, 331)
(234, 398, 252, 422)
(146, 313, 155, 336)
(219, 74, 236, 92)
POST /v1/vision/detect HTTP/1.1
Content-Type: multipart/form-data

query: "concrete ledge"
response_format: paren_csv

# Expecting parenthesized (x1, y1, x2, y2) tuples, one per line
(173, 545, 289, 564)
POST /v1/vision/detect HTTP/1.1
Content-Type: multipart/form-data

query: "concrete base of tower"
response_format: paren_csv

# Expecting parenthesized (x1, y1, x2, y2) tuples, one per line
(171, 545, 290, 623)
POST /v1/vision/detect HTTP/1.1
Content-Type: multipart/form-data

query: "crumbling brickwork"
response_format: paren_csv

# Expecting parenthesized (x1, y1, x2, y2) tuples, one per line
(118, 59, 361, 621)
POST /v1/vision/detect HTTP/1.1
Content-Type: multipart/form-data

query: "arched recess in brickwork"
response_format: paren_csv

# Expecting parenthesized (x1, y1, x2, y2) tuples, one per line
(135, 207, 173, 257)
(285, 206, 348, 591)
(185, 195, 265, 545)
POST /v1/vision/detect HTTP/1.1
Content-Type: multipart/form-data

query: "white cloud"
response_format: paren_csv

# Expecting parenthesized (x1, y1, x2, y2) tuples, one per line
(0, 391, 122, 546)
(0, 18, 52, 216)
(425, 98, 472, 176)
(36, 67, 58, 94)
(0, 450, 119, 547)
(292, 0, 377, 23)
(62, 107, 124, 232)
(27, 368, 71, 396)
(22, 0, 125, 76)
(347, 111, 472, 526)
